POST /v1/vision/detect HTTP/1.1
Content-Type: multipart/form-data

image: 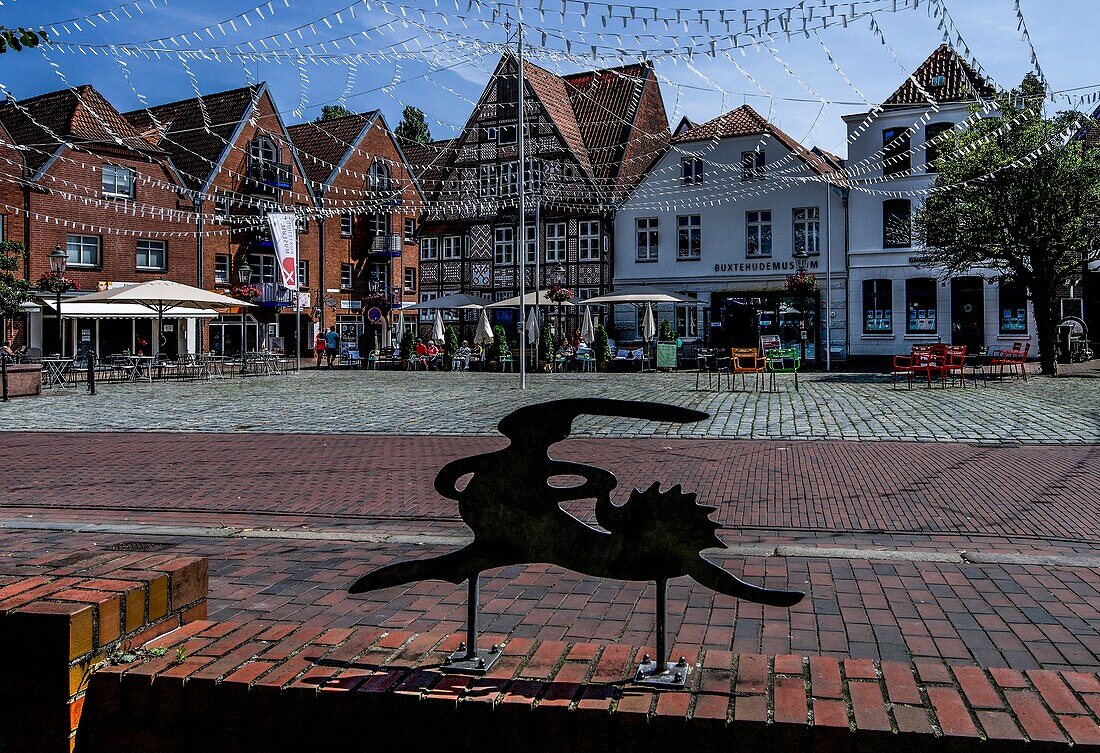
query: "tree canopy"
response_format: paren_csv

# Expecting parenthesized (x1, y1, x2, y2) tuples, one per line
(0, 27, 47, 53)
(913, 73, 1100, 375)
(317, 105, 354, 121)
(394, 106, 431, 146)
(0, 241, 32, 334)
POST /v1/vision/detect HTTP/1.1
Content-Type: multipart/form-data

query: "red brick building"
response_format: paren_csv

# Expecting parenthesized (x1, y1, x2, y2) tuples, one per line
(124, 83, 320, 356)
(0, 85, 195, 356)
(288, 111, 423, 352)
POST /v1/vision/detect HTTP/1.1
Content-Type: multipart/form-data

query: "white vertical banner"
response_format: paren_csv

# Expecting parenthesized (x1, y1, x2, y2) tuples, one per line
(266, 212, 299, 290)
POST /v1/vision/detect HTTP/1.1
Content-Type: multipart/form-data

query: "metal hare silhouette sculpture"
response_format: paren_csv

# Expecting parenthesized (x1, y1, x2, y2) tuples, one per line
(349, 399, 803, 688)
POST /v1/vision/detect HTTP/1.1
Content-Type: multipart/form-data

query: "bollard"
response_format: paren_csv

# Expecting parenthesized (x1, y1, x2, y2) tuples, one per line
(1, 355, 7, 402)
(87, 350, 96, 395)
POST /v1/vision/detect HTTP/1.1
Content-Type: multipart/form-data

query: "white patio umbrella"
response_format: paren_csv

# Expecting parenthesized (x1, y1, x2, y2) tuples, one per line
(580, 305, 595, 342)
(525, 308, 539, 343)
(75, 279, 253, 355)
(642, 303, 657, 342)
(582, 285, 694, 305)
(486, 289, 575, 308)
(431, 310, 445, 342)
(404, 292, 490, 310)
(473, 309, 494, 344)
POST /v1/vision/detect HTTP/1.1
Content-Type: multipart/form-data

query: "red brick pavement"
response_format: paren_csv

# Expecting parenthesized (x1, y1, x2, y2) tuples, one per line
(2, 433, 1097, 542)
(0, 433, 1097, 673)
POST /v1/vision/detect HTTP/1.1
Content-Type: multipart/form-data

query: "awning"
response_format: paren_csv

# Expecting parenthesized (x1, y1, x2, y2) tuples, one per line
(39, 300, 218, 320)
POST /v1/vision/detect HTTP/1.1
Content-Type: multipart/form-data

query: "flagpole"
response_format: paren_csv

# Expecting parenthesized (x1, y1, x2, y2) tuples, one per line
(516, 16, 527, 390)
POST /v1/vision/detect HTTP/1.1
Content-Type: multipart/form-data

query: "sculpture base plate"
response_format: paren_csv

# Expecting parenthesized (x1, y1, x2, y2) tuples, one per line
(442, 646, 501, 675)
(633, 660, 691, 689)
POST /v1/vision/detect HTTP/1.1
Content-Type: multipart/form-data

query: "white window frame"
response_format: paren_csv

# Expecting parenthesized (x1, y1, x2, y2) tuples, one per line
(340, 263, 354, 290)
(740, 151, 765, 182)
(792, 207, 821, 257)
(102, 164, 135, 199)
(420, 236, 439, 260)
(248, 254, 277, 285)
(404, 267, 417, 292)
(135, 239, 166, 270)
(545, 221, 566, 263)
(297, 259, 309, 288)
(745, 210, 772, 257)
(479, 165, 498, 198)
(578, 220, 600, 262)
(676, 215, 701, 260)
(500, 162, 519, 196)
(404, 217, 416, 244)
(214, 254, 230, 284)
(419, 291, 438, 321)
(367, 161, 391, 191)
(493, 226, 515, 265)
(524, 159, 542, 193)
(681, 158, 702, 186)
(525, 225, 537, 264)
(442, 235, 463, 260)
(340, 213, 354, 237)
(636, 217, 659, 262)
(66, 234, 101, 267)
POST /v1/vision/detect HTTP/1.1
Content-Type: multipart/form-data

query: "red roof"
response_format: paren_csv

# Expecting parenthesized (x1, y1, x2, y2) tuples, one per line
(287, 112, 379, 187)
(883, 44, 996, 107)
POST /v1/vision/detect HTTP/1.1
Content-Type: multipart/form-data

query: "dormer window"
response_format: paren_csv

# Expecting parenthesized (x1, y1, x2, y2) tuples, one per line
(930, 75, 947, 88)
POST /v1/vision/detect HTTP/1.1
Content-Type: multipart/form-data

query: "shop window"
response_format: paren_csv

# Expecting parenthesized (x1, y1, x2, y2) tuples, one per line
(999, 280, 1028, 334)
(905, 277, 937, 334)
(882, 199, 912, 248)
(862, 279, 893, 334)
(677, 215, 701, 260)
(883, 127, 911, 176)
(746, 211, 772, 257)
(136, 239, 166, 270)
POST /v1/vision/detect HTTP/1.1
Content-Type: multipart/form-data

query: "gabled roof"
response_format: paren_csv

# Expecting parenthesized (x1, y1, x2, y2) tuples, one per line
(123, 84, 262, 194)
(522, 58, 595, 181)
(402, 139, 456, 196)
(287, 111, 379, 187)
(883, 44, 996, 107)
(0, 84, 163, 178)
(671, 104, 835, 176)
(563, 61, 668, 197)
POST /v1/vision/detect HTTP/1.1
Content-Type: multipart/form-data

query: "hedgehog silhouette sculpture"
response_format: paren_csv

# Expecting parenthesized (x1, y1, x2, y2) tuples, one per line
(349, 398, 803, 609)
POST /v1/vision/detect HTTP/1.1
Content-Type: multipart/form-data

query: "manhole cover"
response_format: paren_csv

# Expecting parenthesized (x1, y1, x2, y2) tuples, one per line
(106, 541, 176, 552)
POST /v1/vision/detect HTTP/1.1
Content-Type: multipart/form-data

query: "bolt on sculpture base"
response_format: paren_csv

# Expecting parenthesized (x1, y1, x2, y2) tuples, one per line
(349, 399, 805, 689)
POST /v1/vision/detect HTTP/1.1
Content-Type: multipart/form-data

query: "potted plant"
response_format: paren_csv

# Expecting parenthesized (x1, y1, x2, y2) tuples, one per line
(228, 283, 262, 303)
(785, 269, 818, 295)
(399, 329, 415, 370)
(443, 324, 458, 370)
(488, 324, 508, 371)
(36, 270, 78, 295)
(658, 319, 676, 342)
(593, 324, 611, 372)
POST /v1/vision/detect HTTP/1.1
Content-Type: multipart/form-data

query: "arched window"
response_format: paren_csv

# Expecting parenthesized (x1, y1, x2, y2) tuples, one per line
(248, 135, 278, 164)
(368, 161, 391, 191)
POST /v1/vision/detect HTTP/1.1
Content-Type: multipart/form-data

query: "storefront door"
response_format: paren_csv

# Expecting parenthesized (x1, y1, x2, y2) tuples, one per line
(713, 291, 819, 362)
(950, 277, 984, 351)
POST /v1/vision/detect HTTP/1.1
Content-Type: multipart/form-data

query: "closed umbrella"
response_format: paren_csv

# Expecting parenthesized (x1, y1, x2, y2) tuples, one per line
(580, 305, 595, 342)
(473, 309, 494, 345)
(432, 310, 445, 342)
(643, 303, 657, 342)
(395, 311, 406, 343)
(525, 308, 539, 343)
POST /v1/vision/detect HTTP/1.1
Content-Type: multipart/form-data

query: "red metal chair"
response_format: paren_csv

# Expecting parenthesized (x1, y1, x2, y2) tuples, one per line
(938, 345, 968, 387)
(990, 342, 1030, 381)
(892, 344, 935, 389)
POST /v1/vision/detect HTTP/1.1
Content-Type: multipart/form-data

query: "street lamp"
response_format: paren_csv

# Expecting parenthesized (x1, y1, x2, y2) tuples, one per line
(48, 244, 67, 356)
(792, 245, 809, 363)
(236, 259, 252, 360)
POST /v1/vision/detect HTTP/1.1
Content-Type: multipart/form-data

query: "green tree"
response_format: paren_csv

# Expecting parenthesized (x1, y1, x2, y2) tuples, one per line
(443, 324, 458, 359)
(491, 324, 508, 362)
(394, 106, 431, 146)
(0, 241, 31, 347)
(540, 322, 555, 363)
(913, 73, 1100, 376)
(317, 104, 353, 121)
(399, 328, 415, 364)
(0, 27, 47, 53)
(658, 319, 676, 342)
(593, 324, 611, 364)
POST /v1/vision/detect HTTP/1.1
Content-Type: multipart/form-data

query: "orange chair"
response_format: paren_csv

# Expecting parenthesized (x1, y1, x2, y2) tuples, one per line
(729, 347, 766, 391)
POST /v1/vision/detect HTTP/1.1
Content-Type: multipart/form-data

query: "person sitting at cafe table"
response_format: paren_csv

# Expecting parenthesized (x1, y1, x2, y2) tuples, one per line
(414, 338, 428, 368)
(426, 339, 443, 370)
(0, 340, 14, 362)
(454, 340, 472, 371)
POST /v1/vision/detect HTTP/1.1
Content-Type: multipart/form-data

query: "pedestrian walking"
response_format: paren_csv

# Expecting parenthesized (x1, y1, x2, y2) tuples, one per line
(325, 326, 339, 368)
(313, 330, 326, 368)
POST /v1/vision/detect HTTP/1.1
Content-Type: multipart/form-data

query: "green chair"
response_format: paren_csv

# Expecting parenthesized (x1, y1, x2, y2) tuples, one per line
(765, 347, 801, 391)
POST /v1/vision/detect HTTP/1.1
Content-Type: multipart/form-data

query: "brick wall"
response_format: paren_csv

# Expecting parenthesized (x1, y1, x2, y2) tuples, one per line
(0, 552, 207, 752)
(78, 625, 1100, 752)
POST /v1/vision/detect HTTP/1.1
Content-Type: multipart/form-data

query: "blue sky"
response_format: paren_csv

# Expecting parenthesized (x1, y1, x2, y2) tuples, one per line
(0, 0, 1093, 157)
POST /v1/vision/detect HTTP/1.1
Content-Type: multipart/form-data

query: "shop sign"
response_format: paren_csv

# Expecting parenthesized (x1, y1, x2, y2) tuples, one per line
(714, 260, 819, 274)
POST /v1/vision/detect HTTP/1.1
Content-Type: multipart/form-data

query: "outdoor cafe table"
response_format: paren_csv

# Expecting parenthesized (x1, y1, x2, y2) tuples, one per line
(113, 355, 155, 382)
(40, 358, 73, 388)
